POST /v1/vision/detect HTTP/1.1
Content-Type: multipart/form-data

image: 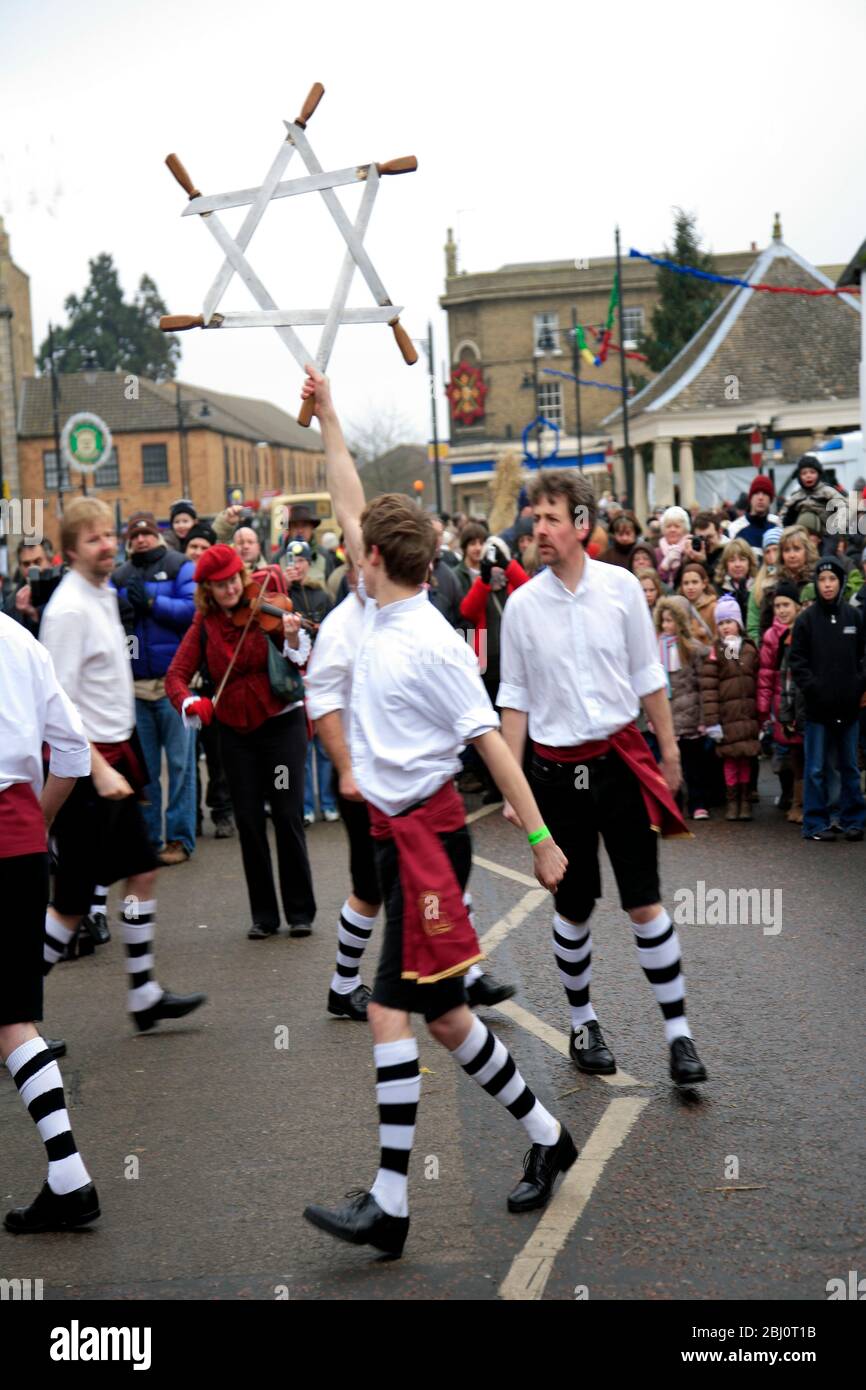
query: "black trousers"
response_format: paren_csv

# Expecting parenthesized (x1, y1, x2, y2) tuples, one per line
(1, 853, 49, 1024)
(218, 708, 315, 928)
(335, 777, 382, 907)
(197, 723, 233, 824)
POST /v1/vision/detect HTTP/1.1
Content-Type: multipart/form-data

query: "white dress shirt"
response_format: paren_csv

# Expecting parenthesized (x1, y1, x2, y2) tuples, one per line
(40, 568, 136, 743)
(304, 590, 367, 736)
(350, 589, 499, 816)
(497, 559, 665, 744)
(0, 611, 91, 794)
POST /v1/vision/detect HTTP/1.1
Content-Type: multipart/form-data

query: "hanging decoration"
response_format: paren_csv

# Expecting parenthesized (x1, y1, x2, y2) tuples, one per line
(446, 360, 488, 425)
(629, 248, 861, 297)
(574, 323, 596, 368)
(587, 324, 648, 363)
(593, 272, 619, 364)
(542, 367, 630, 394)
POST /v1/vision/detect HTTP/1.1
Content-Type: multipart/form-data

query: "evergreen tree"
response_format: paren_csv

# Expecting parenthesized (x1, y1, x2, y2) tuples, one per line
(37, 254, 180, 381)
(640, 210, 721, 372)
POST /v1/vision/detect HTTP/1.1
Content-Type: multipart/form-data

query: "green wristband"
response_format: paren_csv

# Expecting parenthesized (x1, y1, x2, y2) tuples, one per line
(528, 826, 551, 847)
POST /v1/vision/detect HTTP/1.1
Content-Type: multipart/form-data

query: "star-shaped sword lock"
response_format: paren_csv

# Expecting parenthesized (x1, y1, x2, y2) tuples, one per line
(159, 82, 418, 426)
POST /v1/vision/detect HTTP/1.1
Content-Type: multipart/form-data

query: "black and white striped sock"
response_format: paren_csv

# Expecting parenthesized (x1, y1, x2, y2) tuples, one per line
(6, 1037, 91, 1195)
(453, 1017, 559, 1146)
(89, 885, 108, 918)
(369, 1038, 420, 1218)
(330, 900, 376, 995)
(631, 909, 691, 1044)
(121, 899, 163, 1014)
(43, 908, 76, 972)
(552, 912, 597, 1029)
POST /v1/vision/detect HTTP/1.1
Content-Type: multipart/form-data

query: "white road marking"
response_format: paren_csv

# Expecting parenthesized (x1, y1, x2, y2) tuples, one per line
(465, 801, 503, 824)
(473, 853, 538, 888)
(478, 889, 547, 953)
(493, 999, 644, 1090)
(499, 1096, 650, 1301)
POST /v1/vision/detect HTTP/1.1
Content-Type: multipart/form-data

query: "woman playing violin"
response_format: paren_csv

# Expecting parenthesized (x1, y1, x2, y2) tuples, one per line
(165, 544, 316, 939)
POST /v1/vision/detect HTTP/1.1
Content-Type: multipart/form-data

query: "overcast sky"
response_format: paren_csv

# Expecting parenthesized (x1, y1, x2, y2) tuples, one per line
(2, 0, 864, 446)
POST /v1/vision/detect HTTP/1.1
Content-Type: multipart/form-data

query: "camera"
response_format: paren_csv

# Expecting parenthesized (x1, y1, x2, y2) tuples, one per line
(27, 564, 65, 608)
(690, 535, 703, 552)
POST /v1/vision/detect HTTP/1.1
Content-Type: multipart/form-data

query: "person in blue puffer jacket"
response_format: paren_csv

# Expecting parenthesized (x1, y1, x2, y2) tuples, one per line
(111, 512, 197, 864)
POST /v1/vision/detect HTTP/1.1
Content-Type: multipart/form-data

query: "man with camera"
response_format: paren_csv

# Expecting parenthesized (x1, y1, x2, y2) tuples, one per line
(3, 540, 57, 638)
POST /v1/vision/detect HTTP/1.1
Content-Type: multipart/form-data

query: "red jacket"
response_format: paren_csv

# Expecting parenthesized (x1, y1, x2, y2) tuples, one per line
(459, 558, 529, 666)
(757, 617, 800, 746)
(166, 608, 289, 734)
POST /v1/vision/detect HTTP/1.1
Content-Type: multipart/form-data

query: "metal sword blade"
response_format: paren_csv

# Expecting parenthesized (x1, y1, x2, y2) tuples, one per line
(201, 135, 297, 323)
(315, 164, 381, 371)
(204, 306, 402, 328)
(183, 164, 371, 217)
(288, 126, 394, 308)
(199, 213, 311, 371)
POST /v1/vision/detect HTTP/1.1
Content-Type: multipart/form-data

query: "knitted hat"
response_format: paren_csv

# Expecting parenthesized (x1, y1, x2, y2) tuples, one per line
(774, 579, 801, 603)
(762, 525, 783, 549)
(125, 511, 160, 540)
(182, 522, 216, 551)
(193, 543, 243, 584)
(170, 498, 198, 524)
(285, 539, 312, 563)
(749, 474, 775, 501)
(661, 505, 691, 532)
(796, 453, 823, 482)
(714, 595, 743, 630)
(815, 557, 845, 584)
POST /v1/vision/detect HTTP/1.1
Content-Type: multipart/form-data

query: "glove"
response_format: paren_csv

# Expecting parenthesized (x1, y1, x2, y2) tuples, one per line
(125, 572, 151, 615)
(480, 544, 496, 585)
(706, 724, 724, 743)
(186, 697, 214, 726)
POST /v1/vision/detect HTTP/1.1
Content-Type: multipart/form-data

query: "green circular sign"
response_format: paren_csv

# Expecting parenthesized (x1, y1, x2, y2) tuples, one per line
(61, 412, 113, 474)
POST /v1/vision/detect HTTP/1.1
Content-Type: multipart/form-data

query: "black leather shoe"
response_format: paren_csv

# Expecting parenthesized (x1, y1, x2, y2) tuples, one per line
(328, 984, 371, 1020)
(214, 817, 236, 839)
(808, 829, 837, 842)
(669, 1036, 708, 1087)
(132, 991, 207, 1033)
(569, 1020, 616, 1075)
(5, 1180, 100, 1234)
(844, 827, 864, 842)
(248, 922, 279, 939)
(466, 973, 516, 1008)
(42, 1037, 67, 1061)
(303, 1190, 409, 1257)
(289, 920, 313, 938)
(507, 1126, 578, 1213)
(82, 911, 111, 946)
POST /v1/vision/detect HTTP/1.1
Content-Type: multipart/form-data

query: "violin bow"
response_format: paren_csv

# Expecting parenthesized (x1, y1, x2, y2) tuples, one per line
(211, 567, 278, 711)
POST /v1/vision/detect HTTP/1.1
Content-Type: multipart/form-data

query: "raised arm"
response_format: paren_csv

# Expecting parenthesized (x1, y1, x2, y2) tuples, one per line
(300, 365, 365, 568)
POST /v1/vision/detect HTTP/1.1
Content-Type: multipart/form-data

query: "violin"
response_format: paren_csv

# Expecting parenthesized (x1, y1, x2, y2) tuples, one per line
(230, 579, 319, 634)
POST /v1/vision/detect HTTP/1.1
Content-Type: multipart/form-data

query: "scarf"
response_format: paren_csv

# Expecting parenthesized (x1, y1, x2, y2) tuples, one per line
(367, 781, 484, 983)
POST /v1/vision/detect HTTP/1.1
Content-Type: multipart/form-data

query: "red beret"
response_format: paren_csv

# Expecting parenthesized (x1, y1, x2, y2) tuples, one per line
(193, 543, 244, 584)
(749, 474, 774, 500)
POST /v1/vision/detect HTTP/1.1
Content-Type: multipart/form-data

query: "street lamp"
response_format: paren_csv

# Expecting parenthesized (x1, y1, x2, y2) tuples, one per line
(82, 349, 99, 387)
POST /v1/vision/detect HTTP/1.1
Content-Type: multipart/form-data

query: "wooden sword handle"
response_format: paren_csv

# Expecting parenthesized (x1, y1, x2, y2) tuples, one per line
(295, 82, 324, 129)
(389, 318, 418, 365)
(377, 156, 418, 176)
(165, 154, 202, 200)
(160, 315, 204, 332)
(297, 395, 317, 428)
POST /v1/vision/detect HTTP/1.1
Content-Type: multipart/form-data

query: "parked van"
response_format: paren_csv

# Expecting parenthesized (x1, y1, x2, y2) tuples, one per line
(267, 492, 337, 556)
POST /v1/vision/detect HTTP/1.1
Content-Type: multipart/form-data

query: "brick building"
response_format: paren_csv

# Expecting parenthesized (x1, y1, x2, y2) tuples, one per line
(17, 371, 325, 552)
(438, 227, 846, 514)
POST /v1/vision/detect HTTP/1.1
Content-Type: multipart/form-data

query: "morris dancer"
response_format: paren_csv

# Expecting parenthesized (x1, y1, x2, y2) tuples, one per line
(0, 612, 99, 1233)
(39, 499, 206, 1034)
(300, 368, 575, 1259)
(305, 556, 516, 1020)
(497, 472, 708, 1088)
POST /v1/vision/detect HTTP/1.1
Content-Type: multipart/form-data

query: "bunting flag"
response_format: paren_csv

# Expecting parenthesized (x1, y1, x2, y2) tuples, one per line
(594, 272, 619, 364)
(574, 322, 596, 367)
(629, 248, 860, 297)
(587, 324, 648, 363)
(542, 367, 630, 394)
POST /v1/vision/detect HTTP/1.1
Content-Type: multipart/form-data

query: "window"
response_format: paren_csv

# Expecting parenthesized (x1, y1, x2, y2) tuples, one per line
(533, 312, 561, 355)
(142, 443, 168, 484)
(537, 381, 563, 428)
(43, 450, 71, 492)
(93, 448, 119, 488)
(621, 306, 644, 349)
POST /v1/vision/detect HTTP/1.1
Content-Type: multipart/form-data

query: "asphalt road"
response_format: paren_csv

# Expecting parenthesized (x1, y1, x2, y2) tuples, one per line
(2, 766, 864, 1302)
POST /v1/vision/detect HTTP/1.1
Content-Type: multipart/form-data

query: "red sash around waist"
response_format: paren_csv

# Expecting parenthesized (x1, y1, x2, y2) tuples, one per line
(533, 721, 690, 839)
(93, 731, 150, 799)
(367, 781, 484, 984)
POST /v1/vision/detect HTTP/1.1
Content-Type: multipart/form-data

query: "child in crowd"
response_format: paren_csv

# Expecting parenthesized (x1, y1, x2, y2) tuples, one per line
(629, 541, 660, 577)
(639, 568, 665, 614)
(678, 561, 717, 641)
(655, 597, 712, 819)
(747, 526, 782, 641)
(655, 506, 691, 587)
(700, 594, 760, 821)
(715, 538, 756, 625)
(757, 580, 804, 822)
(790, 557, 866, 842)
